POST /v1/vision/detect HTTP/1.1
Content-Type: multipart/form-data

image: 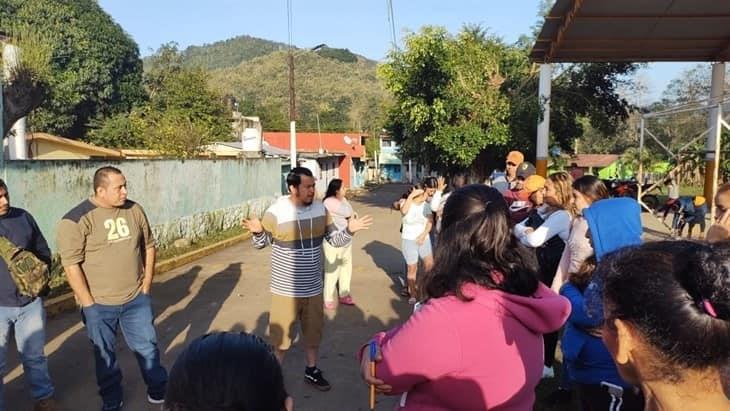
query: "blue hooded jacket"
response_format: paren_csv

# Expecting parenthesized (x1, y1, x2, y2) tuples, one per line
(583, 197, 642, 262)
(559, 197, 643, 388)
(581, 198, 643, 325)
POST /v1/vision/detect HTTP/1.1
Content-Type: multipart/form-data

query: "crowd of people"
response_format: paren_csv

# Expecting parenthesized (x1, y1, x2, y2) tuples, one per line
(362, 150, 729, 410)
(0, 159, 728, 411)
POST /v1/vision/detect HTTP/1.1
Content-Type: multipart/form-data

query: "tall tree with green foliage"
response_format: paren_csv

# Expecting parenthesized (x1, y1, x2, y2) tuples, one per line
(0, 0, 145, 138)
(1, 27, 53, 137)
(379, 26, 511, 171)
(88, 44, 231, 156)
(381, 24, 638, 176)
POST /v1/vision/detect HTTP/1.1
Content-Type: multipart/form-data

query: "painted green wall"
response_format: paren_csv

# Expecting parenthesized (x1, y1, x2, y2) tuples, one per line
(3, 158, 282, 250)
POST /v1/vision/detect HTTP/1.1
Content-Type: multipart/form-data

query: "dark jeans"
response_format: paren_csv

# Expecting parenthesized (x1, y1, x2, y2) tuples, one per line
(81, 292, 167, 408)
(577, 383, 644, 411)
(544, 331, 559, 368)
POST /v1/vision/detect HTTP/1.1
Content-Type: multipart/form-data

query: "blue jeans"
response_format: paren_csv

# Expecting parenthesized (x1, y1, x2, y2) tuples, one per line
(81, 292, 167, 408)
(0, 298, 54, 410)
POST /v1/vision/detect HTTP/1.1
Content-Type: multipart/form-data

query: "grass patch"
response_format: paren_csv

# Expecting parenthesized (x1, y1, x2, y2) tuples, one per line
(45, 226, 248, 298)
(156, 226, 246, 261)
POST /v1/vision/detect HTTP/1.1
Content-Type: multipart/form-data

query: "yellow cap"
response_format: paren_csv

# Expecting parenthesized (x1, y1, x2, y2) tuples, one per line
(694, 196, 706, 207)
(524, 175, 546, 193)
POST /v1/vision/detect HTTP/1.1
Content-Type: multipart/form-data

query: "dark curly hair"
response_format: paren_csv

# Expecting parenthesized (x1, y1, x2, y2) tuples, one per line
(419, 184, 539, 299)
(596, 241, 730, 390)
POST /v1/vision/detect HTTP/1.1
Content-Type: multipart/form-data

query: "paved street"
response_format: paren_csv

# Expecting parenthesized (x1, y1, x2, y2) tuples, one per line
(4, 183, 675, 411)
(6, 184, 411, 411)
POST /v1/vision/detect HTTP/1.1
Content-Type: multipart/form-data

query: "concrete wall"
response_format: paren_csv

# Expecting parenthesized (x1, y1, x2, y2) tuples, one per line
(3, 158, 282, 251)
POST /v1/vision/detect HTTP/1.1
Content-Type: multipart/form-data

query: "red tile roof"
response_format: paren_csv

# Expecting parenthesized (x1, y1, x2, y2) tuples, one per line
(263, 132, 365, 158)
(570, 154, 619, 168)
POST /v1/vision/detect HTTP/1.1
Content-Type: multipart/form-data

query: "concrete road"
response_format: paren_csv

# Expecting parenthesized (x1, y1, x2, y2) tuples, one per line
(5, 184, 411, 411)
(4, 183, 678, 411)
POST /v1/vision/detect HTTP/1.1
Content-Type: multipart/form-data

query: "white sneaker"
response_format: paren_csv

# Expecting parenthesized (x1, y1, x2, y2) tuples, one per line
(147, 395, 164, 405)
(542, 365, 555, 379)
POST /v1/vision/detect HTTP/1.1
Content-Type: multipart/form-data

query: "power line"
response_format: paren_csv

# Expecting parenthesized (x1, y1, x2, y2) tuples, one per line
(386, 0, 398, 51)
(287, 0, 293, 48)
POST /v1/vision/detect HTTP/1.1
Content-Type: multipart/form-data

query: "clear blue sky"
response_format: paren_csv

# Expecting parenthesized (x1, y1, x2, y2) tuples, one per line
(99, 0, 695, 103)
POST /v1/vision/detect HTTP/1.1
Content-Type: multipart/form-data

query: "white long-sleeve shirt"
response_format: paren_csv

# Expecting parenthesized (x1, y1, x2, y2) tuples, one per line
(513, 207, 571, 248)
(430, 190, 451, 233)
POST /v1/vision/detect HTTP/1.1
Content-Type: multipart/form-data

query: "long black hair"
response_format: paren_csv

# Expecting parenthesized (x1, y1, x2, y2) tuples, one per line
(420, 184, 539, 299)
(165, 332, 288, 411)
(596, 241, 730, 388)
(325, 178, 343, 200)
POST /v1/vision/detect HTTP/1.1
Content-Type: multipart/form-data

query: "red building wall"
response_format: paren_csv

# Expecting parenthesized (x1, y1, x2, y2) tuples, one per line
(263, 132, 365, 188)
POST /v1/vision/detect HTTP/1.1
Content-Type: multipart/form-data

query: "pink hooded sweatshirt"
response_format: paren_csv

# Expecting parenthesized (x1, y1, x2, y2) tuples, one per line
(360, 282, 570, 410)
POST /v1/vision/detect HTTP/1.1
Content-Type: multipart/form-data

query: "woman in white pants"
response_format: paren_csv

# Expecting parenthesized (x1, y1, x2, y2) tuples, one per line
(323, 179, 355, 310)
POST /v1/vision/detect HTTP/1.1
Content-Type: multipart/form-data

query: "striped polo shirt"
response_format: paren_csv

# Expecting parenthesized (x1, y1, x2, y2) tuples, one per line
(253, 196, 352, 297)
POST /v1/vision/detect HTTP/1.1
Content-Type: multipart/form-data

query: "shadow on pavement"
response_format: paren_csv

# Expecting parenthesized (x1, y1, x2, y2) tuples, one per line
(352, 184, 409, 209)
(363, 241, 405, 298)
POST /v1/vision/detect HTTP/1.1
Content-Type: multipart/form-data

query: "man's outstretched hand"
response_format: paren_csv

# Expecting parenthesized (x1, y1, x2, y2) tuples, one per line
(241, 217, 263, 234)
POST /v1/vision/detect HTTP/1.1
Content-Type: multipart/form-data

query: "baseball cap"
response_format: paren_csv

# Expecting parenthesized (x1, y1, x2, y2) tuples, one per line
(506, 151, 524, 166)
(694, 196, 706, 207)
(516, 162, 536, 179)
(524, 175, 546, 193)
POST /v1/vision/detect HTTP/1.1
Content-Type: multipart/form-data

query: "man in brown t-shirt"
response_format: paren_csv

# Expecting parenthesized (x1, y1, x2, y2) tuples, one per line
(57, 166, 167, 411)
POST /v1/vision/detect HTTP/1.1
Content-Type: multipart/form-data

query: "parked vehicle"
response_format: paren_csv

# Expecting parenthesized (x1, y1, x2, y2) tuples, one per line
(602, 179, 659, 210)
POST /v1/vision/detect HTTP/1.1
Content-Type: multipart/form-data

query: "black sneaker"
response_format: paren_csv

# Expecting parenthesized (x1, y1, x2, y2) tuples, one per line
(544, 388, 572, 406)
(304, 366, 332, 391)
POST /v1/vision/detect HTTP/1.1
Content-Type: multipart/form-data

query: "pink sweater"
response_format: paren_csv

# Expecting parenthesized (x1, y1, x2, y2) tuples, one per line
(361, 283, 570, 410)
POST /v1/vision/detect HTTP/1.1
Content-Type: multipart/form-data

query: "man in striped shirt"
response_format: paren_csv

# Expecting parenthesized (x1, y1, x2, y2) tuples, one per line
(242, 167, 372, 391)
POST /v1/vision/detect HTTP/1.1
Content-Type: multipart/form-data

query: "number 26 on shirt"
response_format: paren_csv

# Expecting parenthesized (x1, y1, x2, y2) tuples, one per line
(104, 218, 131, 241)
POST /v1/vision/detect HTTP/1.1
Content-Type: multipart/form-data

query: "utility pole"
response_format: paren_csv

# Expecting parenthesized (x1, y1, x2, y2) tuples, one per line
(287, 0, 297, 167)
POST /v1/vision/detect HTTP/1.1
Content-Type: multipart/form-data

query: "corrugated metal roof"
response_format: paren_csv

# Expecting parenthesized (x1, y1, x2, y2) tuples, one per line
(531, 0, 730, 62)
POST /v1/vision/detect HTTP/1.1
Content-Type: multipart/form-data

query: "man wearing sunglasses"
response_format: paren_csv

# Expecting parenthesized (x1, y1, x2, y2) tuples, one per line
(489, 151, 524, 195)
(707, 183, 730, 242)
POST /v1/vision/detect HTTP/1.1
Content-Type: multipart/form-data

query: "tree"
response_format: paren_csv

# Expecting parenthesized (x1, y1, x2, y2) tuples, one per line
(139, 44, 230, 156)
(0, 0, 145, 138)
(379, 25, 638, 176)
(379, 26, 511, 172)
(1, 27, 53, 137)
(88, 44, 231, 155)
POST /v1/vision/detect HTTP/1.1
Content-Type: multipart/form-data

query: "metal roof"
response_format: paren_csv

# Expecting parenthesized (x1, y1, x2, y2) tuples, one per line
(530, 0, 730, 63)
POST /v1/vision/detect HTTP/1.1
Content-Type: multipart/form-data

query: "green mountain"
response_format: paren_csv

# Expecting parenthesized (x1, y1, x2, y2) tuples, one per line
(143, 35, 377, 71)
(142, 34, 387, 132)
(208, 49, 388, 132)
(180, 35, 288, 70)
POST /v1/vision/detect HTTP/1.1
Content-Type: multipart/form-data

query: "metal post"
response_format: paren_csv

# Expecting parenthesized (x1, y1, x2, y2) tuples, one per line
(710, 104, 723, 224)
(288, 50, 297, 167)
(704, 62, 725, 206)
(375, 150, 380, 183)
(638, 117, 645, 202)
(536, 64, 552, 177)
(289, 121, 297, 167)
(316, 113, 322, 154)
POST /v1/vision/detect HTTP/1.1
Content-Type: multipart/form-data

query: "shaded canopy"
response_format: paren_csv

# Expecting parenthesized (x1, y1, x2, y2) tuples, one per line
(531, 0, 730, 63)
